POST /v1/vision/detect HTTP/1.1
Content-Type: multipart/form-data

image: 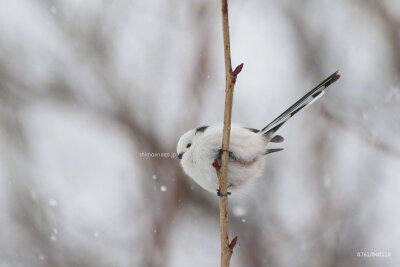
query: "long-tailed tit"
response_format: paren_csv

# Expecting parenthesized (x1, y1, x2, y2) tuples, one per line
(177, 71, 340, 194)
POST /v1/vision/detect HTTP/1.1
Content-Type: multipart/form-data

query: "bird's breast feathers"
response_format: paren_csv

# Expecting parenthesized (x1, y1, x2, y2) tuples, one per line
(180, 124, 266, 192)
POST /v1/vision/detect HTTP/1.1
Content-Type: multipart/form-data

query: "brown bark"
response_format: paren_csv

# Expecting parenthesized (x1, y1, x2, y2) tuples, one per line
(217, 0, 243, 266)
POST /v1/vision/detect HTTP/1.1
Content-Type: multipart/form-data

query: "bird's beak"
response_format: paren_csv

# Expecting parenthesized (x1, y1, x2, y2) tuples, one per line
(178, 153, 183, 160)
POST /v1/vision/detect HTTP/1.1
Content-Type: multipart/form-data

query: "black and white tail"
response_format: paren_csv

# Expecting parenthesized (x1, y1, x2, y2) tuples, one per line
(261, 71, 340, 137)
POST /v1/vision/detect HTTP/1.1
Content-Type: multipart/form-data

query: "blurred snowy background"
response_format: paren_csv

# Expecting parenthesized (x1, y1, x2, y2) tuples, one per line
(1, 0, 400, 266)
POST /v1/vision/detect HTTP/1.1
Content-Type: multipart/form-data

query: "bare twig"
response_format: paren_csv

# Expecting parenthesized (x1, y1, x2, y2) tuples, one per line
(217, 0, 243, 266)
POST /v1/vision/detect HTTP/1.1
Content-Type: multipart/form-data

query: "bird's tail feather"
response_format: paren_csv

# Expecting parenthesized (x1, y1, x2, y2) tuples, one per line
(261, 71, 340, 136)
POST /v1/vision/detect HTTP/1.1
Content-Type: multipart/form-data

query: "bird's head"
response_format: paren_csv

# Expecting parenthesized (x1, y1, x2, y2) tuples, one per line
(176, 126, 208, 160)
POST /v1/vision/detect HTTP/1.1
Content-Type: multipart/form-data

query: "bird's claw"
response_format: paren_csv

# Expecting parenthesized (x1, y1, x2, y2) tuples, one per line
(216, 189, 231, 197)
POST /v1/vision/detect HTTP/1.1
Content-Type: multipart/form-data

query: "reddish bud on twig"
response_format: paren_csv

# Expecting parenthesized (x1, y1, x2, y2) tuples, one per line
(212, 159, 221, 170)
(229, 236, 238, 250)
(232, 63, 244, 76)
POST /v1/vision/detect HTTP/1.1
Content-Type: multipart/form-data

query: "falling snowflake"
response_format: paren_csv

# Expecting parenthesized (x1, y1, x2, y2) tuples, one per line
(385, 85, 400, 102)
(232, 206, 247, 217)
(49, 199, 58, 207)
(160, 185, 167, 192)
(324, 175, 331, 188)
(50, 6, 57, 15)
(30, 191, 38, 199)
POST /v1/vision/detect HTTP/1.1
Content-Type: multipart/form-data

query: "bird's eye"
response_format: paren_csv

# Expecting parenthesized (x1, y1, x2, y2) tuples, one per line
(186, 143, 191, 148)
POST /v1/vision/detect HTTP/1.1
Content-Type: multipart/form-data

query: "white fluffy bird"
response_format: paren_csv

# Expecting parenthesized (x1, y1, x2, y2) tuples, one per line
(177, 71, 340, 194)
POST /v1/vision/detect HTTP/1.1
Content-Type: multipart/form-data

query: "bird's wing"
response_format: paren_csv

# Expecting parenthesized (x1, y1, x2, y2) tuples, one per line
(215, 149, 240, 162)
(243, 127, 284, 143)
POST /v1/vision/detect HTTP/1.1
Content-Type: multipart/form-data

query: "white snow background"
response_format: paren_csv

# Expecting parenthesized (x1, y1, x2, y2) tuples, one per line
(0, 0, 400, 266)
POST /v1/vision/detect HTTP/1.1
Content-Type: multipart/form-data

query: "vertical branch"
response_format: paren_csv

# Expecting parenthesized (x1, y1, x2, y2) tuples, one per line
(216, 0, 243, 266)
